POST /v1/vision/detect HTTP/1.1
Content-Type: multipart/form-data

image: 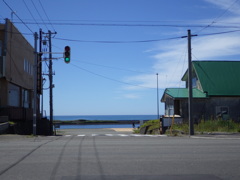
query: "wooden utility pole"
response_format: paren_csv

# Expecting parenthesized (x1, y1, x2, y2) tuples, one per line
(182, 29, 197, 135)
(187, 29, 194, 136)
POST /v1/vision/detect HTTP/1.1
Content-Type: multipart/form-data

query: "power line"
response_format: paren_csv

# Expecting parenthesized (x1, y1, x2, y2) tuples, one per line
(198, 29, 240, 36)
(23, 0, 41, 29)
(12, 21, 240, 29)
(9, 18, 240, 24)
(38, 0, 56, 32)
(53, 36, 182, 44)
(30, 0, 49, 31)
(70, 63, 156, 90)
(5, 30, 33, 36)
(0, 14, 4, 19)
(195, 0, 240, 34)
(53, 29, 240, 44)
(3, 0, 34, 34)
(75, 60, 151, 74)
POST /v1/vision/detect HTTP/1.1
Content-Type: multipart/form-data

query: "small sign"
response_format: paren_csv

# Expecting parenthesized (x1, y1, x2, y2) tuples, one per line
(54, 124, 60, 129)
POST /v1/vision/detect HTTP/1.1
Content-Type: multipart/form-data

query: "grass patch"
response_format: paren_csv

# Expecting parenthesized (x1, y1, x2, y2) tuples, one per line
(133, 128, 140, 134)
(171, 119, 240, 134)
(138, 119, 160, 134)
(170, 123, 189, 134)
(140, 119, 160, 130)
(196, 119, 240, 133)
(139, 119, 240, 135)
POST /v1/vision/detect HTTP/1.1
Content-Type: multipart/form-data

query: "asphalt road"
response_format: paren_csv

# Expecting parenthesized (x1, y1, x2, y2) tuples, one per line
(0, 129, 240, 180)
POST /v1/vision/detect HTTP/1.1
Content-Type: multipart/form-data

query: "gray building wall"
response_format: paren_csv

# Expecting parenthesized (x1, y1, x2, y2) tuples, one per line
(179, 97, 240, 123)
(0, 19, 35, 123)
(0, 19, 34, 108)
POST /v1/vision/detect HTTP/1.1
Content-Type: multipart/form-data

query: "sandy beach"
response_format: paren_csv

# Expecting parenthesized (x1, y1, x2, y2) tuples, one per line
(110, 128, 134, 132)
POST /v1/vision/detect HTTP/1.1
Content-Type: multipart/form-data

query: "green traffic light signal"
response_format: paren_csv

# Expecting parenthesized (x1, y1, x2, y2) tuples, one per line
(64, 46, 70, 63)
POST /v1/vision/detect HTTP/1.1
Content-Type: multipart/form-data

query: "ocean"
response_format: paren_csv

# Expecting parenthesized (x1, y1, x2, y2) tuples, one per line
(51, 115, 158, 129)
(52, 115, 158, 121)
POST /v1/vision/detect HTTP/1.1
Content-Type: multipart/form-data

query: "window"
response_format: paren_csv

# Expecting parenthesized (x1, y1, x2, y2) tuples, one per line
(22, 89, 30, 108)
(166, 104, 174, 116)
(192, 77, 197, 88)
(216, 106, 229, 117)
(8, 83, 20, 107)
(24, 58, 33, 75)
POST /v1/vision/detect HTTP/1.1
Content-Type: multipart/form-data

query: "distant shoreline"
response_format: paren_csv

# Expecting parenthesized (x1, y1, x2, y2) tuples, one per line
(53, 119, 141, 125)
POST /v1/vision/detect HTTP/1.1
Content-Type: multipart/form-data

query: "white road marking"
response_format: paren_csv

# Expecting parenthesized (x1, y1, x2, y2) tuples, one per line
(72, 134, 167, 137)
(77, 134, 86, 137)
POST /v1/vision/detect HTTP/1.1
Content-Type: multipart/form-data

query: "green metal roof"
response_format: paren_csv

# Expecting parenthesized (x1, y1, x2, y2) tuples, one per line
(183, 61, 240, 96)
(162, 88, 207, 101)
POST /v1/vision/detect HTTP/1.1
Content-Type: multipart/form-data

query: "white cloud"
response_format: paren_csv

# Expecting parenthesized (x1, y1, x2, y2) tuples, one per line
(192, 34, 240, 59)
(114, 92, 141, 100)
(123, 94, 140, 99)
(122, 0, 240, 92)
(123, 31, 240, 92)
(204, 0, 240, 15)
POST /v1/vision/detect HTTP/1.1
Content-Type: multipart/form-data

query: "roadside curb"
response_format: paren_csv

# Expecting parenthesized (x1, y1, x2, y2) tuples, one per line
(190, 134, 240, 139)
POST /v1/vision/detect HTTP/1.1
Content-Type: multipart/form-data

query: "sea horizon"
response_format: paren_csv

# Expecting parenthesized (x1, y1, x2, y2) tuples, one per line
(50, 114, 158, 121)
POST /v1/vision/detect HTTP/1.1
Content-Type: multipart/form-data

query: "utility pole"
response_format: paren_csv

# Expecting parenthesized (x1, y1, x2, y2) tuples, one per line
(187, 29, 196, 136)
(182, 30, 197, 136)
(48, 30, 53, 135)
(41, 30, 57, 135)
(33, 32, 38, 136)
(39, 29, 43, 118)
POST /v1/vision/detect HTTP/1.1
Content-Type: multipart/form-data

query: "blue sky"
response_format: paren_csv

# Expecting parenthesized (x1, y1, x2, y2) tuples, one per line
(1, 0, 240, 115)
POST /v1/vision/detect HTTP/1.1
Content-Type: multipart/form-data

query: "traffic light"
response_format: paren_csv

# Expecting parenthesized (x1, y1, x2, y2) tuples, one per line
(64, 46, 70, 63)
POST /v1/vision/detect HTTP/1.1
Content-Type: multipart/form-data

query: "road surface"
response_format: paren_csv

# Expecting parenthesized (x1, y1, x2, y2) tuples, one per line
(0, 128, 240, 180)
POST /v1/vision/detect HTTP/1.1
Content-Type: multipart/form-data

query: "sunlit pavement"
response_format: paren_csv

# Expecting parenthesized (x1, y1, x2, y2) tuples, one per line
(0, 129, 240, 180)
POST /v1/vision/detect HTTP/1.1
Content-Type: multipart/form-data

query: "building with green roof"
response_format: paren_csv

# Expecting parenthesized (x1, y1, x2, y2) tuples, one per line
(161, 61, 240, 122)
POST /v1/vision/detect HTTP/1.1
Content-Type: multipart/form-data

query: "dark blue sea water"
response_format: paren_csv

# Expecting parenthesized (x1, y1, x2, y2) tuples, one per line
(51, 115, 158, 129)
(52, 115, 157, 121)
(58, 124, 140, 129)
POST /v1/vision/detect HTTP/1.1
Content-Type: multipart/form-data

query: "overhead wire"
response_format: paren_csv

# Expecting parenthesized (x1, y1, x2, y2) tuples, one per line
(22, 0, 41, 29)
(75, 60, 151, 74)
(12, 21, 240, 29)
(3, 0, 34, 34)
(70, 63, 157, 90)
(9, 18, 240, 25)
(198, 29, 240, 36)
(30, 0, 49, 31)
(38, 0, 56, 32)
(52, 44, 149, 74)
(4, 30, 33, 36)
(0, 14, 4, 20)
(53, 29, 240, 44)
(164, 43, 188, 88)
(54, 36, 183, 44)
(195, 0, 240, 34)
